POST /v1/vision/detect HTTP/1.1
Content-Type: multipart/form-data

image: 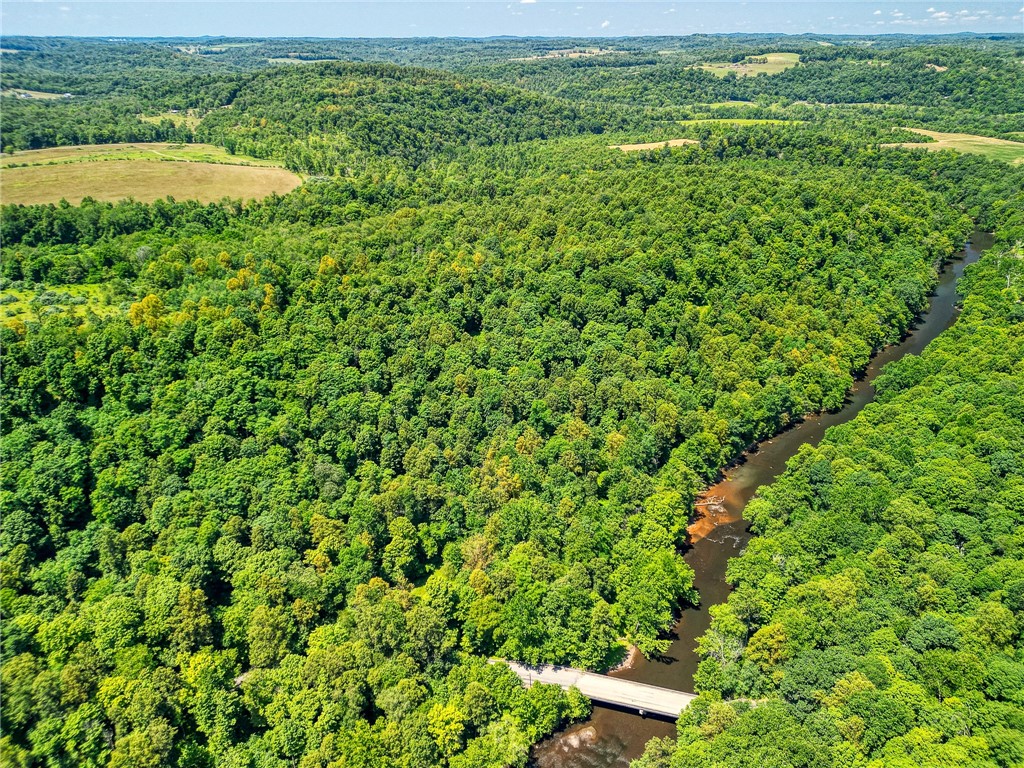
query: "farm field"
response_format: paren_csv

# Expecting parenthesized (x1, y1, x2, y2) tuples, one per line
(693, 52, 800, 77)
(609, 138, 699, 151)
(1, 158, 302, 204)
(511, 48, 617, 61)
(0, 142, 279, 168)
(699, 100, 756, 107)
(677, 118, 801, 125)
(882, 127, 1024, 164)
(1, 87, 70, 99)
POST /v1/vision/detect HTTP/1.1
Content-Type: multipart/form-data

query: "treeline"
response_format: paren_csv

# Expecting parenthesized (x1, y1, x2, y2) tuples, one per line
(1, 98, 193, 152)
(636, 210, 1024, 767)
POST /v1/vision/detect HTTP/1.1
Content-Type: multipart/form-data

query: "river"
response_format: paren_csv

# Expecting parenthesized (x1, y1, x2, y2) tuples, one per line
(530, 231, 994, 768)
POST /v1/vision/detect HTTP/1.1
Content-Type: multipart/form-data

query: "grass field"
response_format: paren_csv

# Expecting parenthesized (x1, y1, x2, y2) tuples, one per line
(610, 138, 699, 152)
(2, 161, 301, 205)
(139, 111, 202, 130)
(693, 52, 800, 77)
(511, 48, 617, 61)
(1, 142, 279, 169)
(677, 118, 802, 126)
(1, 88, 70, 100)
(0, 284, 120, 324)
(700, 100, 756, 108)
(1, 143, 300, 204)
(882, 128, 1024, 165)
(268, 57, 343, 64)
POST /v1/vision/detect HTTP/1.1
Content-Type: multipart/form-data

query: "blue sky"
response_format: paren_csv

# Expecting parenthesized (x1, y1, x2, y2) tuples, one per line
(3, 1, 1022, 37)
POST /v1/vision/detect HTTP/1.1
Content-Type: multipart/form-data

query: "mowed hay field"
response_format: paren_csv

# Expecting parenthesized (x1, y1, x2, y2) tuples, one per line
(0, 142, 282, 169)
(0, 143, 302, 204)
(882, 128, 1024, 165)
(610, 138, 699, 152)
(694, 52, 800, 77)
(1, 88, 69, 100)
(677, 118, 802, 126)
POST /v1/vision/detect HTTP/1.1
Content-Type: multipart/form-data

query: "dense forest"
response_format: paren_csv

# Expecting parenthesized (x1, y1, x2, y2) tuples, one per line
(637, 202, 1024, 768)
(2, 32, 1024, 768)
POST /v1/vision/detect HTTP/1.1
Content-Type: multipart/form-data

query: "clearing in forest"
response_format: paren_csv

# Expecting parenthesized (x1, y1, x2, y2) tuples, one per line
(699, 100, 756, 107)
(677, 118, 802, 126)
(139, 111, 202, 129)
(610, 138, 699, 152)
(882, 128, 1024, 165)
(511, 48, 617, 61)
(0, 284, 119, 324)
(693, 52, 800, 77)
(1, 144, 301, 204)
(268, 57, 344, 64)
(0, 142, 279, 168)
(1, 88, 71, 100)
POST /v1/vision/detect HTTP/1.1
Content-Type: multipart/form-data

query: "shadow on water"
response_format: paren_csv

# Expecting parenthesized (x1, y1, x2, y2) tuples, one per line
(529, 232, 994, 768)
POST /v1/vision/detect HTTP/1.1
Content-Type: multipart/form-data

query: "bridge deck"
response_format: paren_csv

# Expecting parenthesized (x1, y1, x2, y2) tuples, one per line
(498, 661, 697, 718)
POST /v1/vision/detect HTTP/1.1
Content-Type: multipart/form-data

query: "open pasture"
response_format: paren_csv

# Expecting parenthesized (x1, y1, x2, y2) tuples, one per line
(1, 156, 301, 204)
(1, 142, 279, 168)
(677, 118, 801, 126)
(882, 128, 1024, 165)
(610, 138, 699, 152)
(693, 52, 800, 77)
(1, 88, 70, 100)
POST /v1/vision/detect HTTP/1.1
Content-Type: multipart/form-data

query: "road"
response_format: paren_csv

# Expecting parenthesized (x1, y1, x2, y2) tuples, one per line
(497, 660, 697, 719)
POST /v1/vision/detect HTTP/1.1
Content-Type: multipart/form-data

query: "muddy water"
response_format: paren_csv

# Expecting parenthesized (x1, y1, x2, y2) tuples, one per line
(531, 232, 994, 768)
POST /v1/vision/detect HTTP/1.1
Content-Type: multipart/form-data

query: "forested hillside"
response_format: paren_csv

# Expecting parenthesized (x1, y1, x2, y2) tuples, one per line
(5, 34, 1024, 159)
(2, 32, 1024, 768)
(194, 63, 614, 172)
(636, 211, 1024, 767)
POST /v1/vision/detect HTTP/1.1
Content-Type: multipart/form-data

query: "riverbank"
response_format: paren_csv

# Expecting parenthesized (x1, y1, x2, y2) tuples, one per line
(530, 231, 994, 768)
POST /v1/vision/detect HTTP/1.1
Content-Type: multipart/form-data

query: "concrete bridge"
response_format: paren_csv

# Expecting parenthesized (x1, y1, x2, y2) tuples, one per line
(496, 660, 697, 719)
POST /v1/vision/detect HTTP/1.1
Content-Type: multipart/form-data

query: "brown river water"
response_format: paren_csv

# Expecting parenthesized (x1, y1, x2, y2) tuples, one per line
(531, 231, 994, 767)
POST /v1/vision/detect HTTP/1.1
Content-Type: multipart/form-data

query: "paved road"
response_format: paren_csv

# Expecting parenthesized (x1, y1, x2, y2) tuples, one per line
(497, 660, 697, 718)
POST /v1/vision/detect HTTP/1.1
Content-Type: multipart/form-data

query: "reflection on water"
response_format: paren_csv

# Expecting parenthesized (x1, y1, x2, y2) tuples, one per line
(530, 232, 993, 768)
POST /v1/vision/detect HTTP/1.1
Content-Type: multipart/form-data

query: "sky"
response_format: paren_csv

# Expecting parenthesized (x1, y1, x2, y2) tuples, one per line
(3, 1, 1022, 38)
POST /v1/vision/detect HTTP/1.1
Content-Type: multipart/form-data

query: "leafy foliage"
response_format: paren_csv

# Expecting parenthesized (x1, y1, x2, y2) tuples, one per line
(2, 33, 1023, 768)
(640, 221, 1024, 767)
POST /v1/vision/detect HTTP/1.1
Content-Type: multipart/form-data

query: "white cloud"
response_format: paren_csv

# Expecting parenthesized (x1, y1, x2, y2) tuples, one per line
(927, 6, 935, 11)
(891, 10, 904, 17)
(520, 0, 536, 4)
(932, 11, 951, 19)
(956, 9, 970, 14)
(874, 9, 882, 14)
(601, 19, 610, 28)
